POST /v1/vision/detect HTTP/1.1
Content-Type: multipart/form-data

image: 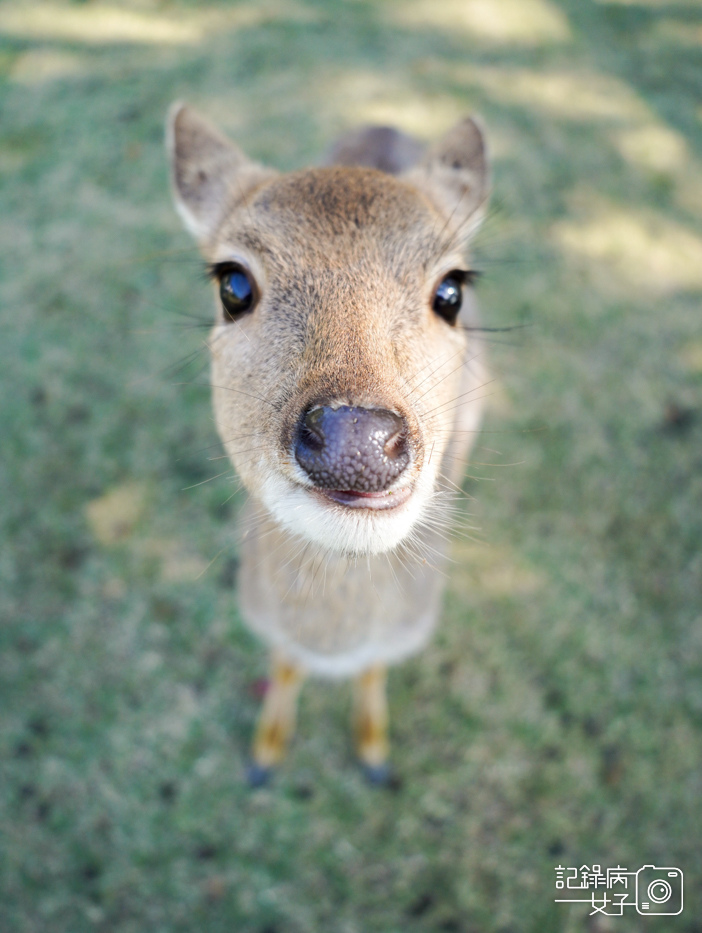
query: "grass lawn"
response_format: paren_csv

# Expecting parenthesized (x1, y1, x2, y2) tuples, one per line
(1, 1, 701, 930)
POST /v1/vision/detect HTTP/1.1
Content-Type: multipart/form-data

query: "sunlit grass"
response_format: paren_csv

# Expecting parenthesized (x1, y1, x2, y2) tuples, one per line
(0, 1, 320, 47)
(0, 3, 205, 45)
(9, 48, 86, 84)
(463, 65, 652, 122)
(553, 198, 702, 294)
(389, 0, 571, 46)
(324, 72, 470, 137)
(611, 122, 688, 173)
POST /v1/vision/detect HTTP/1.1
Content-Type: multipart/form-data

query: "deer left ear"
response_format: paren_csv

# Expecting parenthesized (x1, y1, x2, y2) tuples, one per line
(407, 116, 490, 237)
(166, 102, 276, 244)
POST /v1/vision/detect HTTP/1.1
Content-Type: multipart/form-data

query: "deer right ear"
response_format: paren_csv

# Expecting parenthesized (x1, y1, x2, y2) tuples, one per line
(166, 103, 276, 242)
(408, 116, 490, 238)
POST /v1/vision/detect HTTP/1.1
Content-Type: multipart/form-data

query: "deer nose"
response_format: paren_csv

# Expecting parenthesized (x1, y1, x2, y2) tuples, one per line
(294, 405, 410, 493)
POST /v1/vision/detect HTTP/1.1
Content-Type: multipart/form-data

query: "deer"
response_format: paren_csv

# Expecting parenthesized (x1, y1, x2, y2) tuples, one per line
(166, 103, 490, 785)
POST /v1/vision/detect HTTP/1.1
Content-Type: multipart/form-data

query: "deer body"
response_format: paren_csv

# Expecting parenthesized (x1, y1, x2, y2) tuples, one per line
(239, 501, 447, 677)
(167, 106, 489, 781)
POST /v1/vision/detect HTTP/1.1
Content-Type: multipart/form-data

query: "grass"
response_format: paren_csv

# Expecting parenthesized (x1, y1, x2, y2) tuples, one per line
(1, 1, 701, 931)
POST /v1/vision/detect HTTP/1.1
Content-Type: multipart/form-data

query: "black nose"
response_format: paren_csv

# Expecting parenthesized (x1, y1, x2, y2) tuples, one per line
(294, 405, 410, 493)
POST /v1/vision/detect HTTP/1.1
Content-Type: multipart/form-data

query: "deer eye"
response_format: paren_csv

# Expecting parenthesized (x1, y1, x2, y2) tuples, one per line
(215, 265, 256, 320)
(432, 273, 464, 325)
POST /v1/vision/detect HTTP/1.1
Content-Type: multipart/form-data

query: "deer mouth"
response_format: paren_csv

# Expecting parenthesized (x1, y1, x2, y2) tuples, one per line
(258, 471, 428, 555)
(315, 486, 412, 511)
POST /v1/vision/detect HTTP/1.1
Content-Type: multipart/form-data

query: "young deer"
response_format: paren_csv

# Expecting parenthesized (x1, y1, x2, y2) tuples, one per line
(167, 105, 490, 784)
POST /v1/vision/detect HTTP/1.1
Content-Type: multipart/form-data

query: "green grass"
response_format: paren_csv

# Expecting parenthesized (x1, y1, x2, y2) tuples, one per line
(1, 1, 701, 931)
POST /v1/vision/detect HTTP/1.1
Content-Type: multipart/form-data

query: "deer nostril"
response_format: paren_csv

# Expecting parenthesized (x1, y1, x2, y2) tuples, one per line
(383, 426, 407, 461)
(300, 408, 325, 452)
(294, 405, 410, 493)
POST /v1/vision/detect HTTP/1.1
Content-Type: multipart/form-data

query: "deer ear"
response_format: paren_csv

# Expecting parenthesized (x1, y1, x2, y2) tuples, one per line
(408, 116, 490, 237)
(166, 103, 276, 242)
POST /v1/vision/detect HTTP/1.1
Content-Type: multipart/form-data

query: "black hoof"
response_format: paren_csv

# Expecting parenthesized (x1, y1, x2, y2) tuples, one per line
(362, 762, 392, 786)
(246, 762, 272, 788)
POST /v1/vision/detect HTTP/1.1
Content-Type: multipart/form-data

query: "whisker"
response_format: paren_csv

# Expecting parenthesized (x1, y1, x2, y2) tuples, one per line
(182, 468, 235, 490)
(422, 378, 496, 418)
(194, 545, 231, 581)
(407, 348, 465, 397)
(460, 323, 530, 335)
(178, 381, 277, 408)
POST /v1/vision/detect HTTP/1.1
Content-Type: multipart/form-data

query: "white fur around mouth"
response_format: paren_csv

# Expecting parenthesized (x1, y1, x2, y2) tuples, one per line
(259, 474, 427, 556)
(316, 487, 412, 511)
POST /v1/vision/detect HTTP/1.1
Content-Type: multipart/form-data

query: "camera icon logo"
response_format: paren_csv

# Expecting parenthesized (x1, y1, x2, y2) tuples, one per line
(636, 866, 683, 915)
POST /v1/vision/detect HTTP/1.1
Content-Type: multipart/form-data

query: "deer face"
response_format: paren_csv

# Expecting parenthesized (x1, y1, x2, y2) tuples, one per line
(168, 107, 489, 556)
